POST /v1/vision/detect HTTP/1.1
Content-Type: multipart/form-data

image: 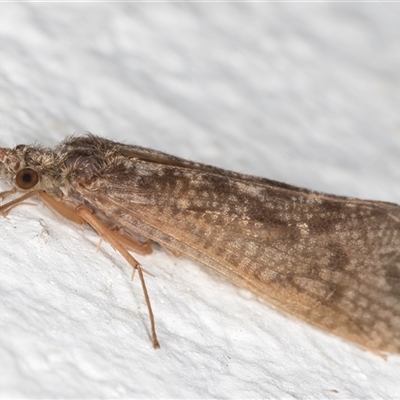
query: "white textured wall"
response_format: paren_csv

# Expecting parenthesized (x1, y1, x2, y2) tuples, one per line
(0, 3, 399, 398)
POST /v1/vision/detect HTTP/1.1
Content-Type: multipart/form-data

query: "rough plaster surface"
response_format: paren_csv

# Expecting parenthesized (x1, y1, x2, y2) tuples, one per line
(0, 3, 400, 399)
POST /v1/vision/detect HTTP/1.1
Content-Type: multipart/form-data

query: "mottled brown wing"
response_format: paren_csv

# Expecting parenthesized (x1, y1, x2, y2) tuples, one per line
(68, 147, 400, 353)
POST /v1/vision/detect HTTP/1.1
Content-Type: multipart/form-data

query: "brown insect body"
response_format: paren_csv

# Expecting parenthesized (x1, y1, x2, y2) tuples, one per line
(1, 135, 400, 353)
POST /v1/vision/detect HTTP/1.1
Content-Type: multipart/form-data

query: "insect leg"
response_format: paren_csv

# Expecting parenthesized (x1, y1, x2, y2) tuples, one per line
(76, 206, 160, 349)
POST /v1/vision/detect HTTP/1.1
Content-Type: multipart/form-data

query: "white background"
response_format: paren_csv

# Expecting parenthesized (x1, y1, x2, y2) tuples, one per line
(0, 3, 400, 399)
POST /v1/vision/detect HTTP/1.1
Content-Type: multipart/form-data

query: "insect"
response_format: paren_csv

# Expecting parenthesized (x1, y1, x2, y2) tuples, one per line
(0, 134, 399, 353)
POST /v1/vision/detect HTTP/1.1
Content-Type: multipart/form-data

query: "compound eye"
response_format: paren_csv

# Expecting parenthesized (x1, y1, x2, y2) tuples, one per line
(15, 168, 40, 189)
